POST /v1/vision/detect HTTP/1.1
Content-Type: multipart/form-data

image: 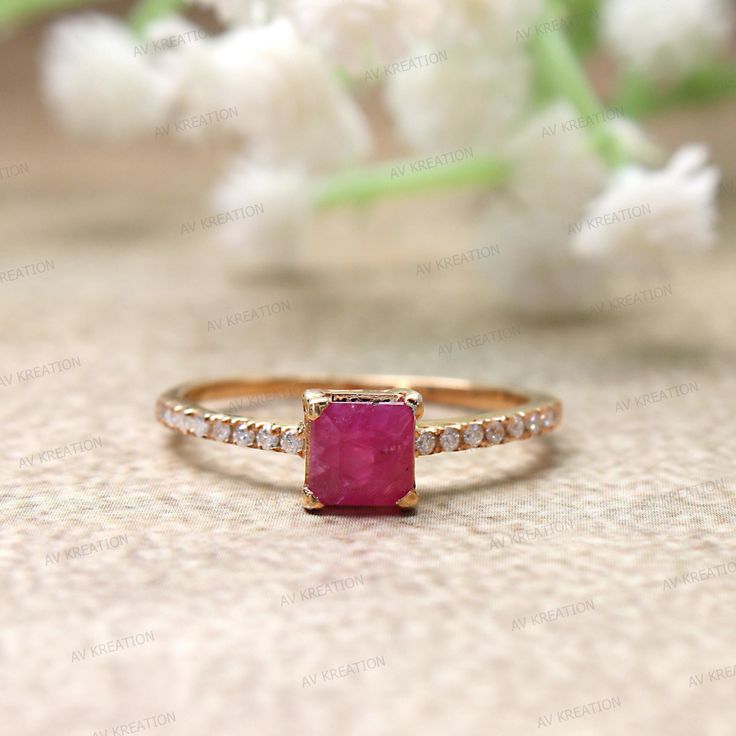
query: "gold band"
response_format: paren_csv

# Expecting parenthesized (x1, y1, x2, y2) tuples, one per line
(156, 374, 561, 457)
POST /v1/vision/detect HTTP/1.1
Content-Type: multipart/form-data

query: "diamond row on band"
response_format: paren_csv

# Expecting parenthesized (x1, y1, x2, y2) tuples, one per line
(156, 401, 561, 458)
(413, 404, 561, 456)
(156, 402, 305, 455)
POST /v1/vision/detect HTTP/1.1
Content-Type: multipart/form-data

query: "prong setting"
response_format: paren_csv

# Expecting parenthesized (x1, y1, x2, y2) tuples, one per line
(396, 489, 419, 509)
(303, 389, 330, 420)
(302, 487, 324, 511)
(398, 388, 424, 418)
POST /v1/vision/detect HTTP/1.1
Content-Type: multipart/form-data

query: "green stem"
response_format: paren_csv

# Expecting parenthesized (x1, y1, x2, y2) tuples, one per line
(0, 0, 105, 27)
(612, 64, 736, 118)
(314, 154, 511, 209)
(530, 0, 626, 168)
(129, 0, 184, 34)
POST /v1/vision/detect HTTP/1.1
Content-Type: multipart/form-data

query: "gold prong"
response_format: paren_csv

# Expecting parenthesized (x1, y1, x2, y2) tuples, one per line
(302, 487, 324, 511)
(396, 489, 419, 509)
(398, 389, 424, 418)
(303, 389, 330, 420)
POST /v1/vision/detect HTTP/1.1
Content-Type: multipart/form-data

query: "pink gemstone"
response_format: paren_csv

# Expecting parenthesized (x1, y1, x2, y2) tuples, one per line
(307, 401, 415, 506)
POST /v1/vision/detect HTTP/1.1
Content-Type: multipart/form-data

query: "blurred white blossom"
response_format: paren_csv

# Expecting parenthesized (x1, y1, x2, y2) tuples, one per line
(143, 14, 203, 48)
(441, 0, 541, 44)
(573, 145, 719, 257)
(607, 117, 663, 167)
(386, 37, 532, 152)
(602, 0, 734, 80)
(289, 0, 438, 73)
(175, 20, 371, 169)
(477, 104, 611, 317)
(212, 158, 312, 264)
(42, 13, 176, 140)
(384, 0, 544, 153)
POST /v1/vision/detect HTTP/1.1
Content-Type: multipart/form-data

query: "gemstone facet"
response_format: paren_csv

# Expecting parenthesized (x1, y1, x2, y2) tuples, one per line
(281, 428, 303, 454)
(507, 415, 524, 439)
(415, 431, 436, 456)
(542, 407, 556, 428)
(211, 419, 231, 443)
(525, 411, 541, 434)
(440, 427, 460, 452)
(234, 423, 255, 447)
(306, 400, 415, 506)
(486, 420, 505, 444)
(257, 425, 280, 450)
(463, 423, 484, 447)
(188, 414, 208, 437)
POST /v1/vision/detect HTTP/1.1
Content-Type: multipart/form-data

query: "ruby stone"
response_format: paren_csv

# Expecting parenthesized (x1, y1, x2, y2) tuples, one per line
(307, 401, 415, 506)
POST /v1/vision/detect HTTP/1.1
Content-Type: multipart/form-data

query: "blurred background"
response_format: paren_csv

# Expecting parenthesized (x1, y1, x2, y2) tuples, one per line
(2, 1, 736, 735)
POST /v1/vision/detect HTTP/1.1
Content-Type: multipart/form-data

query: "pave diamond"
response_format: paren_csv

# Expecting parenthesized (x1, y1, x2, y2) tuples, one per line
(281, 429, 303, 454)
(506, 415, 524, 439)
(542, 407, 556, 428)
(415, 431, 436, 456)
(486, 420, 505, 444)
(234, 423, 255, 446)
(440, 427, 460, 452)
(211, 419, 231, 443)
(463, 423, 484, 447)
(525, 411, 541, 434)
(187, 414, 208, 437)
(257, 425, 280, 450)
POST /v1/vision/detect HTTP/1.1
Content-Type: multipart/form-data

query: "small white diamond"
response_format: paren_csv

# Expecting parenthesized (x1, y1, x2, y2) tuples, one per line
(170, 412, 185, 431)
(211, 419, 231, 443)
(163, 409, 174, 426)
(525, 412, 541, 434)
(439, 427, 460, 452)
(189, 414, 208, 437)
(507, 415, 524, 439)
(463, 423, 484, 447)
(415, 431, 436, 455)
(234, 423, 255, 446)
(281, 429, 303, 454)
(542, 408, 556, 428)
(257, 425, 280, 450)
(486, 420, 505, 444)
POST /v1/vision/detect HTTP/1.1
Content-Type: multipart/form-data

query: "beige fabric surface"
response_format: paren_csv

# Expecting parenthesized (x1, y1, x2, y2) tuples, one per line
(3, 21, 736, 736)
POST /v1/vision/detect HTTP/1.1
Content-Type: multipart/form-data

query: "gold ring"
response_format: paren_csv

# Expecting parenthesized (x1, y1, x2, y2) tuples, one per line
(155, 375, 561, 511)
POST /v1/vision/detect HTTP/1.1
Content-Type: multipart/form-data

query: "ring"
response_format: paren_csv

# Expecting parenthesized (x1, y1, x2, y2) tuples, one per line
(155, 375, 562, 511)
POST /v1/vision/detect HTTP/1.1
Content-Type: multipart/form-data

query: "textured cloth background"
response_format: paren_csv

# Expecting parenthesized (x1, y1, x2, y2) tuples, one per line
(2, 20, 736, 736)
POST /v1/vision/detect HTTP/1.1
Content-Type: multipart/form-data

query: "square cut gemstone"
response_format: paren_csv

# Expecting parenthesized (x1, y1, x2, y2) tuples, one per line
(307, 401, 415, 506)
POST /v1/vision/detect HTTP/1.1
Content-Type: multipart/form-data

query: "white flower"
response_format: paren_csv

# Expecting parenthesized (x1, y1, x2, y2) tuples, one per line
(440, 0, 542, 44)
(175, 20, 371, 169)
(385, 37, 532, 153)
(476, 104, 611, 317)
(602, 0, 734, 80)
(41, 13, 176, 140)
(607, 117, 663, 167)
(289, 0, 439, 73)
(573, 145, 720, 257)
(143, 14, 207, 55)
(212, 158, 312, 265)
(143, 14, 203, 47)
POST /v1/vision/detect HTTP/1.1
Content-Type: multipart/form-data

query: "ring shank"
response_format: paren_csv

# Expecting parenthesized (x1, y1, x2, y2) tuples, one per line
(176, 375, 538, 413)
